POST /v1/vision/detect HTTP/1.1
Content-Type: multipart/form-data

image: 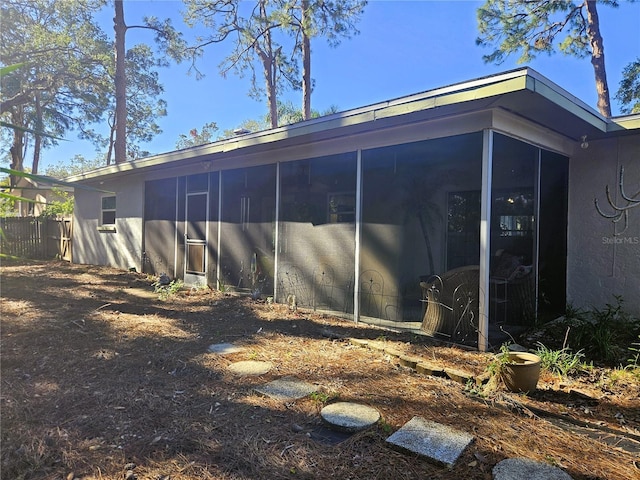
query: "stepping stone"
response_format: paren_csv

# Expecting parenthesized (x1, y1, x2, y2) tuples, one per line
(208, 343, 243, 354)
(254, 377, 315, 401)
(385, 416, 473, 467)
(227, 361, 273, 376)
(493, 458, 574, 480)
(320, 402, 380, 432)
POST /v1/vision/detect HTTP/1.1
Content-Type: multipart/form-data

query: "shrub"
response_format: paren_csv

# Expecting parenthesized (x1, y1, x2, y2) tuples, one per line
(560, 296, 640, 365)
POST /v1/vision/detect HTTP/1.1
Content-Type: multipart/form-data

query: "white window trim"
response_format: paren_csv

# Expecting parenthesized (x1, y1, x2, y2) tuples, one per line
(99, 195, 117, 231)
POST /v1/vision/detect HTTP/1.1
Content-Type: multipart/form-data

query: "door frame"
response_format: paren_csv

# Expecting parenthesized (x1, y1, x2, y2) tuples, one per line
(184, 189, 209, 286)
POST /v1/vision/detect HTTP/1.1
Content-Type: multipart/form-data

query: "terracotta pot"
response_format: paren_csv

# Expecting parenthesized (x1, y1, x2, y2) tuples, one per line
(497, 352, 541, 393)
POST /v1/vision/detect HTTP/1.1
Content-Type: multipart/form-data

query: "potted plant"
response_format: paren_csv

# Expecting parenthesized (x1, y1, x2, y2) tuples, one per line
(490, 344, 542, 393)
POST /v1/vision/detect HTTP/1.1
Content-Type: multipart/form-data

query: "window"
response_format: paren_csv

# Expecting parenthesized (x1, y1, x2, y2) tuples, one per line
(101, 196, 116, 225)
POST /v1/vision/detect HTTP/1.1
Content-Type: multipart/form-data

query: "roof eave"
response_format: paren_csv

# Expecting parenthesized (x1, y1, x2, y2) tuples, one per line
(66, 67, 614, 183)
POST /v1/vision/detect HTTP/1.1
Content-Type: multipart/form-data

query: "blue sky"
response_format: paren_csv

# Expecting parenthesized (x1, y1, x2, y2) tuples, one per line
(43, 0, 640, 171)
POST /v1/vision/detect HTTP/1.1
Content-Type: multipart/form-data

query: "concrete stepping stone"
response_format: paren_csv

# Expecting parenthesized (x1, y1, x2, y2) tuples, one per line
(320, 402, 380, 432)
(254, 376, 315, 401)
(208, 343, 243, 354)
(385, 416, 473, 467)
(227, 361, 273, 376)
(493, 458, 574, 480)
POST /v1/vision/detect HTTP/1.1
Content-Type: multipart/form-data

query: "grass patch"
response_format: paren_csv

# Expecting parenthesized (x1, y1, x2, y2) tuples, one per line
(535, 342, 585, 378)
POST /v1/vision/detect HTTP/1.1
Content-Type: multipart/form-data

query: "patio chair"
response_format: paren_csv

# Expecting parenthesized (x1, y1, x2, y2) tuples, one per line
(420, 265, 479, 344)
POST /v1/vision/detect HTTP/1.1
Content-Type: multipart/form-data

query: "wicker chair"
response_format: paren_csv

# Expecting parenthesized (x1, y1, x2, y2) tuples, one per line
(420, 265, 479, 344)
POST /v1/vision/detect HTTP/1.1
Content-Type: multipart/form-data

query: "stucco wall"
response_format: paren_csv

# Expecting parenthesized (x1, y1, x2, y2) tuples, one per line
(567, 134, 640, 315)
(73, 176, 145, 271)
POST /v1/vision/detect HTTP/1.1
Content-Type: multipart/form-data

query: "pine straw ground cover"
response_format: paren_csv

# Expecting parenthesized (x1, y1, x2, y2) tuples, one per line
(1, 261, 639, 480)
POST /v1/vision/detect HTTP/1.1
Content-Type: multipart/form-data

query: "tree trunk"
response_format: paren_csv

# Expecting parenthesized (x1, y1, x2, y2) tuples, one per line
(32, 91, 42, 174)
(106, 118, 116, 166)
(114, 0, 127, 163)
(257, 48, 279, 128)
(9, 109, 25, 187)
(585, 0, 611, 118)
(301, 0, 311, 120)
(9, 130, 24, 188)
(266, 55, 278, 128)
(258, 0, 278, 128)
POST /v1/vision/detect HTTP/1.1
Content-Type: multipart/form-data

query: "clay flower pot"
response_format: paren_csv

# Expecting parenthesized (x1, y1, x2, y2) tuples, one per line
(497, 351, 541, 393)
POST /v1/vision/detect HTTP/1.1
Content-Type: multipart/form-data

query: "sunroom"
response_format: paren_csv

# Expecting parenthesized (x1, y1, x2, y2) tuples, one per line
(71, 68, 627, 351)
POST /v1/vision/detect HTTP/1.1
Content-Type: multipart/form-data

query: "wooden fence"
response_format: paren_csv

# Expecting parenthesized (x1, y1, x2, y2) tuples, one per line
(0, 217, 72, 261)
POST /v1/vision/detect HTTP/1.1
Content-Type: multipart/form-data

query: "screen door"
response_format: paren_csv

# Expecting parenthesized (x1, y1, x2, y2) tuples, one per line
(184, 191, 208, 286)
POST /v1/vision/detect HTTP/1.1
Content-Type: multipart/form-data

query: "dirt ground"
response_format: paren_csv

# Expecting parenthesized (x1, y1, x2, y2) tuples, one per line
(1, 260, 639, 480)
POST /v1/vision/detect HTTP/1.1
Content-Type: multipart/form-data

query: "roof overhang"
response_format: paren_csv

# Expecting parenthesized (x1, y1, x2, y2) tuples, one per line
(67, 67, 636, 184)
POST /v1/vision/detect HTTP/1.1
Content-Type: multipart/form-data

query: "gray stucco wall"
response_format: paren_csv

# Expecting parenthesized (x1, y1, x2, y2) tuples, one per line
(73, 176, 145, 271)
(567, 134, 640, 315)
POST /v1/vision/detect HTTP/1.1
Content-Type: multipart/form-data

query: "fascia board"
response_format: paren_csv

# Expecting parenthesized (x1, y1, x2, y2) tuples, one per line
(67, 71, 535, 184)
(527, 74, 608, 132)
(608, 115, 640, 132)
(68, 68, 611, 184)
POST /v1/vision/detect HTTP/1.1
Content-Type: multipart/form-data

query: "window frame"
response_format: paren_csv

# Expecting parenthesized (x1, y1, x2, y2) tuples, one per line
(101, 195, 117, 227)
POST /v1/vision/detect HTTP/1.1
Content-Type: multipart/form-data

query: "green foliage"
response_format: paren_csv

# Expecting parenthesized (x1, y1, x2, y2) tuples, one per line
(1, 0, 185, 171)
(221, 101, 340, 137)
(45, 157, 98, 179)
(0, 166, 111, 218)
(153, 278, 184, 300)
(481, 343, 511, 395)
(44, 154, 105, 179)
(476, 0, 618, 116)
(486, 342, 511, 376)
(176, 121, 219, 149)
(39, 189, 74, 218)
(0, 167, 111, 193)
(182, 0, 361, 127)
(535, 342, 585, 377)
(615, 58, 640, 114)
(1, 0, 113, 173)
(378, 418, 393, 435)
(559, 296, 640, 365)
(0, 201, 17, 217)
(119, 44, 169, 161)
(309, 390, 337, 404)
(476, 0, 614, 64)
(564, 302, 584, 322)
(0, 63, 25, 76)
(627, 335, 640, 369)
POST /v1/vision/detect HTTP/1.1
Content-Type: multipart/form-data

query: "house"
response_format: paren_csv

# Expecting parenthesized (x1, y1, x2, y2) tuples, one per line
(7, 176, 72, 217)
(67, 68, 640, 352)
